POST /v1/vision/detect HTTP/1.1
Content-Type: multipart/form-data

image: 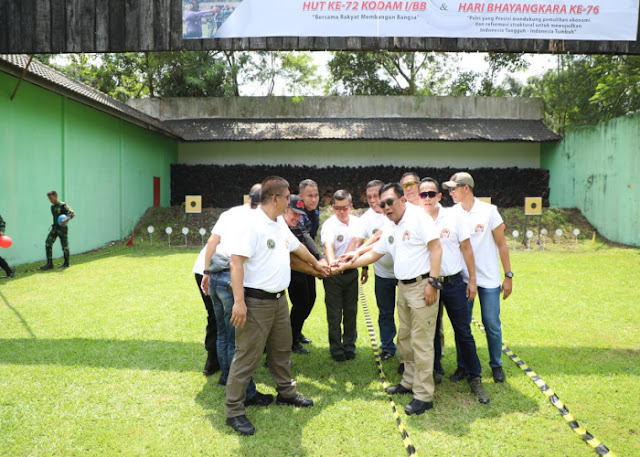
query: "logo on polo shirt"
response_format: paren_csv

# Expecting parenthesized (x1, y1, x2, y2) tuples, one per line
(475, 224, 485, 233)
(440, 228, 451, 238)
(267, 239, 276, 249)
(402, 230, 410, 241)
(388, 236, 394, 244)
(372, 228, 379, 234)
(337, 234, 344, 242)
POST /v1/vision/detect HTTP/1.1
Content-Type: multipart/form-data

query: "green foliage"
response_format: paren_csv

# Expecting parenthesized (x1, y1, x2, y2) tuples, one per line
(448, 53, 529, 97)
(244, 51, 323, 96)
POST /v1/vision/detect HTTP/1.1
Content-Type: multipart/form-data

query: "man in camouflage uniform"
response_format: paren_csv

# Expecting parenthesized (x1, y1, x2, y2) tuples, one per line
(0, 213, 14, 278)
(40, 191, 75, 270)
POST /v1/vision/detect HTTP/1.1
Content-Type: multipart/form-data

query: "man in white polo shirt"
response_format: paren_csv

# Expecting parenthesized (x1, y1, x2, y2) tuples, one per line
(443, 172, 513, 384)
(337, 183, 442, 416)
(400, 171, 421, 206)
(321, 189, 367, 362)
(419, 178, 489, 404)
(225, 176, 329, 436)
(358, 180, 398, 361)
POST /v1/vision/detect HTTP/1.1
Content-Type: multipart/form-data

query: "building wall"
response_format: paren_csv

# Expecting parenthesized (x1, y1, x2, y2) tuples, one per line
(0, 72, 178, 265)
(179, 140, 541, 168)
(541, 114, 640, 246)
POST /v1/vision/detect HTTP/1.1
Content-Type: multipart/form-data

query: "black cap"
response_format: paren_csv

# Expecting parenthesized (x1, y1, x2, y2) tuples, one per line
(289, 195, 306, 215)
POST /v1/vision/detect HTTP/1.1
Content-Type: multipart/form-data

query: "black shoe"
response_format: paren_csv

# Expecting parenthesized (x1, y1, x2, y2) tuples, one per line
(332, 353, 346, 362)
(345, 352, 356, 360)
(404, 398, 433, 416)
(6, 268, 14, 278)
(226, 415, 255, 436)
(60, 263, 70, 269)
(40, 262, 53, 271)
(276, 393, 314, 408)
(217, 374, 227, 387)
(292, 343, 310, 355)
(397, 363, 405, 375)
(380, 351, 394, 361)
(469, 377, 490, 404)
(385, 383, 413, 395)
(434, 372, 443, 385)
(244, 391, 274, 407)
(492, 366, 506, 383)
(449, 366, 468, 383)
(299, 334, 312, 344)
(203, 353, 220, 376)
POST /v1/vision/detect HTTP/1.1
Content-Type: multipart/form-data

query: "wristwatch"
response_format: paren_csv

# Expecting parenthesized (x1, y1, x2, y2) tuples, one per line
(428, 277, 443, 290)
(505, 271, 514, 279)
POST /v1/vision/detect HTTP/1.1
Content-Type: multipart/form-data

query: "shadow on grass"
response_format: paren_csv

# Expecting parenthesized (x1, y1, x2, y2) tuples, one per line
(0, 291, 36, 339)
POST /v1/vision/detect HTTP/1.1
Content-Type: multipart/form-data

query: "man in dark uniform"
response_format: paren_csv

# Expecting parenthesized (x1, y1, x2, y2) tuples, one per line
(284, 195, 328, 355)
(41, 191, 74, 270)
(0, 213, 15, 278)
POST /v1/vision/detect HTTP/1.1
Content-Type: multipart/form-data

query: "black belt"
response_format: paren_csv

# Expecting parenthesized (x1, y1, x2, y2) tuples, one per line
(400, 272, 430, 285)
(437, 272, 462, 283)
(244, 287, 285, 300)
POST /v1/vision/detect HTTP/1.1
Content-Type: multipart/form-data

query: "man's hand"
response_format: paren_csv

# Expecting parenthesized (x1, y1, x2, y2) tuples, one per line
(201, 274, 210, 296)
(61, 219, 68, 227)
(466, 280, 477, 302)
(337, 251, 358, 265)
(424, 284, 438, 306)
(231, 300, 248, 328)
(501, 278, 512, 300)
(360, 268, 369, 285)
(313, 261, 331, 279)
(0, 231, 4, 237)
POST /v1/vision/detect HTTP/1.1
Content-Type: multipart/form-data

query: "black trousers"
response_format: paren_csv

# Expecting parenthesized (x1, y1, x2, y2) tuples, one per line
(195, 274, 218, 354)
(288, 271, 317, 343)
(0, 256, 10, 274)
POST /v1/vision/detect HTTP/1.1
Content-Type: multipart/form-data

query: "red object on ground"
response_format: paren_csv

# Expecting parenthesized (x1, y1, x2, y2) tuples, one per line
(0, 235, 13, 248)
(126, 234, 134, 247)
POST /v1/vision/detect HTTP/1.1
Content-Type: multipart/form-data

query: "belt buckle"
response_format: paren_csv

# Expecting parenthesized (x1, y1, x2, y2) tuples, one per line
(276, 292, 282, 299)
(438, 276, 445, 283)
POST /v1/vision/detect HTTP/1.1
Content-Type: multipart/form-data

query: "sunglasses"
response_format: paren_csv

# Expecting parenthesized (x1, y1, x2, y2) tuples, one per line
(333, 205, 350, 212)
(401, 181, 418, 190)
(379, 198, 397, 209)
(419, 191, 438, 199)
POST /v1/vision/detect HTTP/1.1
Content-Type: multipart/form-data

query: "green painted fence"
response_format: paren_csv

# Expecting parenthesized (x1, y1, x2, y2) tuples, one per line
(0, 72, 178, 266)
(542, 114, 640, 246)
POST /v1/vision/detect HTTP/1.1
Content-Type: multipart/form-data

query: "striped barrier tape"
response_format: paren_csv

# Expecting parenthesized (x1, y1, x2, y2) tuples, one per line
(471, 318, 616, 457)
(359, 285, 417, 457)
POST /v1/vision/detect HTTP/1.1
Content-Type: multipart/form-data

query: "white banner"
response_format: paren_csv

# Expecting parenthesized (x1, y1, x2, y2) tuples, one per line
(182, 0, 639, 41)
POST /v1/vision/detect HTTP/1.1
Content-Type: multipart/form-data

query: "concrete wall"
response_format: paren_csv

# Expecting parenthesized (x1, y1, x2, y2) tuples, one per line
(0, 72, 178, 265)
(541, 114, 640, 246)
(179, 140, 541, 169)
(128, 96, 545, 121)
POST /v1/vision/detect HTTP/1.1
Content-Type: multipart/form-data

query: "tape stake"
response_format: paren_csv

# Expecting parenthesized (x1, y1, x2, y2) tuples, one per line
(471, 318, 616, 457)
(359, 286, 418, 457)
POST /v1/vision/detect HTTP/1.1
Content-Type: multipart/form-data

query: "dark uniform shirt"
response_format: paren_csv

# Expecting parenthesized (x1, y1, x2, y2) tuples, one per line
(0, 213, 5, 232)
(51, 202, 75, 226)
(300, 208, 320, 240)
(289, 222, 322, 280)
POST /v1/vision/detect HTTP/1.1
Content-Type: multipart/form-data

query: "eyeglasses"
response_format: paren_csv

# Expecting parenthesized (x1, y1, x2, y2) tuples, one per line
(332, 205, 350, 212)
(276, 194, 291, 202)
(379, 198, 397, 209)
(419, 191, 438, 199)
(401, 181, 418, 190)
(448, 185, 466, 194)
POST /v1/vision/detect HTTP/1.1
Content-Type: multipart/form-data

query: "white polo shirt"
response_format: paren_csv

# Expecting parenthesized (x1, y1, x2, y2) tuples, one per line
(232, 207, 301, 293)
(360, 208, 395, 279)
(212, 204, 252, 259)
(455, 198, 504, 288)
(433, 205, 470, 277)
(321, 214, 366, 258)
(373, 204, 439, 281)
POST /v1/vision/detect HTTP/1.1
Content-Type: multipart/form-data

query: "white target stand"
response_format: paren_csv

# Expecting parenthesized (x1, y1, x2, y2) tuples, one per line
(540, 228, 548, 250)
(526, 230, 533, 250)
(555, 228, 563, 245)
(182, 227, 189, 246)
(165, 227, 173, 247)
(512, 230, 519, 251)
(147, 226, 155, 245)
(573, 228, 580, 249)
(199, 228, 207, 246)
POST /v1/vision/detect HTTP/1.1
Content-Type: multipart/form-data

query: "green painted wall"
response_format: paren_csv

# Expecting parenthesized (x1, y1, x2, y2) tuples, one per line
(0, 72, 178, 265)
(541, 114, 640, 246)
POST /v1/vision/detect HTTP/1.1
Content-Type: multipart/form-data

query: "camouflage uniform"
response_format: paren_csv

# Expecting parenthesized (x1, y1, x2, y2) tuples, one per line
(46, 202, 75, 264)
(0, 213, 12, 275)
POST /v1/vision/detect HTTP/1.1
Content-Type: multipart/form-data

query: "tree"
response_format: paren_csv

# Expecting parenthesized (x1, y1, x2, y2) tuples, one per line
(244, 52, 322, 96)
(447, 53, 529, 97)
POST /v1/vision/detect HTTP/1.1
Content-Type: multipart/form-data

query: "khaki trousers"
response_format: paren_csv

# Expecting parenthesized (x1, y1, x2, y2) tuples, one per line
(397, 278, 439, 402)
(225, 295, 297, 418)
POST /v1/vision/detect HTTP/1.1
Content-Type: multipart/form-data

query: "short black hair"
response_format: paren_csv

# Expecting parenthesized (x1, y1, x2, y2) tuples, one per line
(379, 183, 403, 199)
(419, 177, 440, 192)
(47, 190, 58, 197)
(261, 176, 289, 203)
(331, 189, 352, 205)
(366, 179, 385, 190)
(401, 172, 420, 182)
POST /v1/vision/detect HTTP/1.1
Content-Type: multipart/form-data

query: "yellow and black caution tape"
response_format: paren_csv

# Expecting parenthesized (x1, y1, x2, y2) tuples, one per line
(471, 318, 616, 457)
(358, 285, 417, 457)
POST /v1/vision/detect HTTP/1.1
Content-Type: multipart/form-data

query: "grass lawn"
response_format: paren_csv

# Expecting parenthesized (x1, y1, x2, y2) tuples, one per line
(1, 243, 639, 456)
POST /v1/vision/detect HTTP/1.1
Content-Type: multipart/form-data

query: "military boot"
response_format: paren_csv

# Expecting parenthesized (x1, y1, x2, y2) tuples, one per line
(40, 261, 54, 271)
(60, 254, 70, 269)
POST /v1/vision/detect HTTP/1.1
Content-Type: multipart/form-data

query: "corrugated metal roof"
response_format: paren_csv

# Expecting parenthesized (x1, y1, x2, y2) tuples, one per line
(163, 117, 561, 142)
